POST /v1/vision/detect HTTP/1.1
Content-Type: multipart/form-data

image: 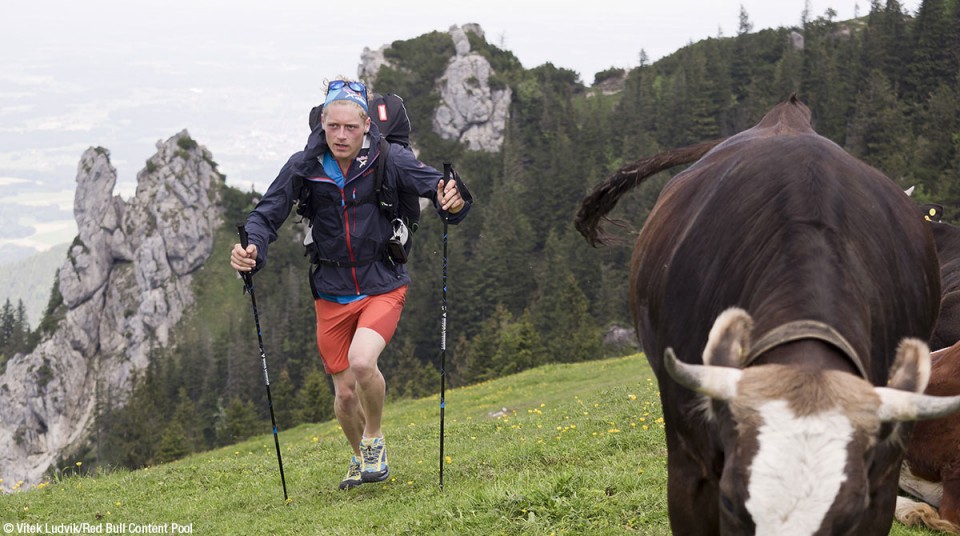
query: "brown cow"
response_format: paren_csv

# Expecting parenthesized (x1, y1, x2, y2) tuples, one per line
(576, 96, 960, 535)
(896, 341, 960, 533)
(930, 221, 960, 350)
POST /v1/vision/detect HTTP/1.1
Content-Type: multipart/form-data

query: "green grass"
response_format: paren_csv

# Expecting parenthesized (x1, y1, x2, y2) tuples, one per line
(0, 355, 941, 535)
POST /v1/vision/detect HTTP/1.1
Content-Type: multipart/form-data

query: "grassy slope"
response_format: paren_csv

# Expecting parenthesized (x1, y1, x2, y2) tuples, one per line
(0, 355, 938, 535)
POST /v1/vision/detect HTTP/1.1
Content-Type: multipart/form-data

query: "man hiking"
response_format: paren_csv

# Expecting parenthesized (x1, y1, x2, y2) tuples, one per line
(230, 77, 472, 489)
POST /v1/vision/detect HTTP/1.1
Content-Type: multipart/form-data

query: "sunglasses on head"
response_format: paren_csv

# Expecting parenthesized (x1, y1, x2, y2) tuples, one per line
(327, 80, 367, 101)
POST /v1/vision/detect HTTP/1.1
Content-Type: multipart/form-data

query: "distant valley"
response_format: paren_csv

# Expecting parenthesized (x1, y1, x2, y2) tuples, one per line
(0, 243, 69, 329)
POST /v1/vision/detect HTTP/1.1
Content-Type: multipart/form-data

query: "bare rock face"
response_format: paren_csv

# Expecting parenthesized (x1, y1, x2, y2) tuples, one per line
(433, 25, 511, 152)
(358, 23, 511, 153)
(358, 45, 389, 86)
(0, 131, 222, 488)
(59, 150, 117, 308)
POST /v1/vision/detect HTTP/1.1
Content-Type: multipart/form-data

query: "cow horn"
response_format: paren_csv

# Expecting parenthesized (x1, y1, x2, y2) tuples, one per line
(664, 347, 742, 400)
(875, 387, 960, 421)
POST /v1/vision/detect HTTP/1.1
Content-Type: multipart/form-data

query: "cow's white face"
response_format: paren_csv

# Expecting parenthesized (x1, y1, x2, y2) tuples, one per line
(746, 400, 857, 532)
(723, 364, 880, 534)
(663, 308, 960, 535)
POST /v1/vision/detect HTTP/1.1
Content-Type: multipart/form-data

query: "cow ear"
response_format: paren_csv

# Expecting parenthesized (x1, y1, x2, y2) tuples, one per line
(703, 308, 753, 368)
(887, 338, 932, 393)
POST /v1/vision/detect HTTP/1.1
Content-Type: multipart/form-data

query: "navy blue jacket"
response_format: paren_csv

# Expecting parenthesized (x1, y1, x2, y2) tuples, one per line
(244, 122, 472, 297)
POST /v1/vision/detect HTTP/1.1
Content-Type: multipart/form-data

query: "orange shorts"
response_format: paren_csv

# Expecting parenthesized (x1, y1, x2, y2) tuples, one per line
(314, 285, 408, 374)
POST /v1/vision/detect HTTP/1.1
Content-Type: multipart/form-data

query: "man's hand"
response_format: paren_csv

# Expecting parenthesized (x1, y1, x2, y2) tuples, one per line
(231, 243, 259, 272)
(437, 179, 464, 214)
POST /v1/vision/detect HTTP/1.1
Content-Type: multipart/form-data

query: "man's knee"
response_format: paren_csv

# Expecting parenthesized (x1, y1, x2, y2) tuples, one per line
(348, 356, 379, 381)
(334, 379, 360, 408)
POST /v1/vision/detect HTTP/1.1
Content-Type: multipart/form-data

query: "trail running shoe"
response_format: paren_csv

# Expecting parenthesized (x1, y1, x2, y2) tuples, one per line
(338, 455, 362, 490)
(360, 436, 389, 482)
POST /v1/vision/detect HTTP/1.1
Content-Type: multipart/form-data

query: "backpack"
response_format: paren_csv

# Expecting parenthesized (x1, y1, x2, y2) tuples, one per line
(300, 93, 421, 264)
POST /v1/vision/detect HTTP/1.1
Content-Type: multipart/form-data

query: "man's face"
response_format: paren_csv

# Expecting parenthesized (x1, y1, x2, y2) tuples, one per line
(323, 104, 369, 165)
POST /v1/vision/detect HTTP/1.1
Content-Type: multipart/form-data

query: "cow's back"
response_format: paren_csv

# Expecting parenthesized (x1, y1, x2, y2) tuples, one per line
(633, 112, 939, 385)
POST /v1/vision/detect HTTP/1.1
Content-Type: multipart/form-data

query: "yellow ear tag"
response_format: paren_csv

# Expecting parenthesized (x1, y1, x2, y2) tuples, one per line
(930, 208, 938, 217)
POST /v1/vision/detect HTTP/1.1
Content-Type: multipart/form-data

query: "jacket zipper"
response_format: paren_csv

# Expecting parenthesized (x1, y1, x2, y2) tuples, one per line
(340, 187, 362, 295)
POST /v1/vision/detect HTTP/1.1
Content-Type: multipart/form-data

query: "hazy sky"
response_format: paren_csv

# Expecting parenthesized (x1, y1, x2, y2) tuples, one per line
(0, 0, 922, 259)
(6, 0, 915, 82)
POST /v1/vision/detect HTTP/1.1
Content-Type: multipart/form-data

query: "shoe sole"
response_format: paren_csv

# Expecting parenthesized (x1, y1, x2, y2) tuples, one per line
(361, 468, 389, 483)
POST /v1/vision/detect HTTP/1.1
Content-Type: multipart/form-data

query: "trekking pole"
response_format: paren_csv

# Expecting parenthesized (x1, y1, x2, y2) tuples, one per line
(237, 225, 289, 502)
(439, 163, 451, 491)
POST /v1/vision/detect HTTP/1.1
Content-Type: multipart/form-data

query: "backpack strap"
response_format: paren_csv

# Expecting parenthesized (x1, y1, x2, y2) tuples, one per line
(292, 174, 311, 219)
(374, 138, 399, 221)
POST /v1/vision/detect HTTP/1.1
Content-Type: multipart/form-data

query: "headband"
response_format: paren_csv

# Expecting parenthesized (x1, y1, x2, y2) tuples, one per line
(324, 87, 368, 114)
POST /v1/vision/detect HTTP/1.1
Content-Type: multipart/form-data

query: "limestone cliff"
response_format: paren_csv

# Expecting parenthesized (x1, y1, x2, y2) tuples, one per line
(360, 23, 511, 153)
(0, 131, 222, 487)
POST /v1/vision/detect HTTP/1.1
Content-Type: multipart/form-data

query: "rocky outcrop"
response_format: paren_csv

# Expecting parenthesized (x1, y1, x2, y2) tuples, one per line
(433, 25, 511, 152)
(359, 23, 511, 153)
(790, 30, 805, 50)
(0, 131, 222, 488)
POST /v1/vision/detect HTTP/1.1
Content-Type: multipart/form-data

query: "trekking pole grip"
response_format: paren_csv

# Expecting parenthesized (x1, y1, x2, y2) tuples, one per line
(443, 163, 453, 223)
(237, 224, 249, 249)
(236, 225, 253, 287)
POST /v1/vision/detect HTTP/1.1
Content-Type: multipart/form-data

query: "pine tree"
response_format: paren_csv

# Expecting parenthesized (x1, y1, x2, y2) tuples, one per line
(170, 387, 201, 454)
(154, 420, 190, 464)
(731, 6, 756, 103)
(456, 306, 506, 384)
(0, 299, 14, 355)
(906, 0, 954, 104)
(296, 367, 334, 423)
(215, 397, 261, 446)
(703, 37, 735, 135)
(921, 84, 960, 212)
(381, 336, 441, 399)
(490, 310, 545, 374)
(461, 169, 537, 324)
(270, 367, 296, 430)
(952, 0, 960, 84)
(37, 269, 64, 338)
(458, 305, 547, 383)
(13, 300, 30, 354)
(845, 70, 912, 183)
(616, 58, 660, 159)
(530, 232, 602, 363)
(802, 13, 854, 142)
(97, 365, 164, 468)
(859, 0, 911, 93)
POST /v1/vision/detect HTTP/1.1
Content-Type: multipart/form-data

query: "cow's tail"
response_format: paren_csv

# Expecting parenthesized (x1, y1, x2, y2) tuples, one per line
(575, 138, 725, 247)
(895, 496, 960, 534)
